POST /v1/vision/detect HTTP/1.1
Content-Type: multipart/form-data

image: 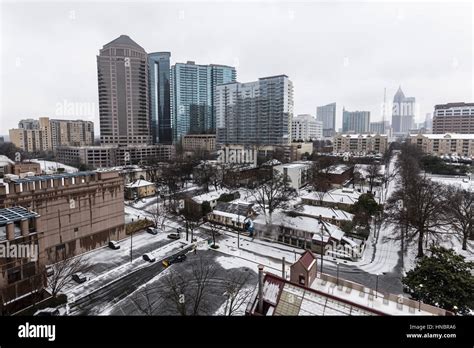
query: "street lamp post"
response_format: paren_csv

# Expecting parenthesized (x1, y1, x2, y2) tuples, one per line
(319, 217, 324, 274)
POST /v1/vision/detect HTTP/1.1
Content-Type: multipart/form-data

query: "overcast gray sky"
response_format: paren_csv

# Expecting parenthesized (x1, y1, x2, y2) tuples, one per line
(1, 0, 473, 135)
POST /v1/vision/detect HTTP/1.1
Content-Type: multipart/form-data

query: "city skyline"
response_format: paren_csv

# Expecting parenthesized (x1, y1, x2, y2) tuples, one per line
(1, 1, 472, 135)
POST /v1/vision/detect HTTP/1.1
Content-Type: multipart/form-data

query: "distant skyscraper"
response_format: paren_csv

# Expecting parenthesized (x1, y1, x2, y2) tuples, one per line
(148, 52, 172, 144)
(171, 61, 236, 142)
(316, 102, 336, 137)
(216, 75, 294, 146)
(342, 109, 370, 133)
(424, 113, 432, 130)
(391, 86, 416, 135)
(292, 114, 322, 141)
(97, 35, 150, 146)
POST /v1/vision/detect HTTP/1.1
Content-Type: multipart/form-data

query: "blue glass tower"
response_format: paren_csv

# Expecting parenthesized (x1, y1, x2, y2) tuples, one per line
(171, 61, 236, 143)
(148, 52, 172, 144)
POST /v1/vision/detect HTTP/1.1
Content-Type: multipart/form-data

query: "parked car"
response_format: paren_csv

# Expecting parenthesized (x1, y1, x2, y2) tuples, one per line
(143, 253, 156, 262)
(72, 273, 88, 284)
(46, 266, 54, 277)
(162, 253, 186, 267)
(147, 227, 160, 235)
(34, 308, 60, 316)
(167, 233, 180, 240)
(108, 240, 120, 250)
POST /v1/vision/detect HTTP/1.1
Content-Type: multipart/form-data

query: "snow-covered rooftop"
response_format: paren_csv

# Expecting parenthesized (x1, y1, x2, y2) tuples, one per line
(192, 189, 229, 204)
(293, 205, 353, 221)
(327, 164, 351, 175)
(302, 188, 362, 205)
(0, 155, 14, 167)
(30, 159, 78, 174)
(125, 179, 155, 188)
(410, 133, 474, 140)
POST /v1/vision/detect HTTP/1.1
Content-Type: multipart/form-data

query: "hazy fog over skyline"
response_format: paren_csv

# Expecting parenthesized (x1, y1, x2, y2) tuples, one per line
(1, 0, 472, 135)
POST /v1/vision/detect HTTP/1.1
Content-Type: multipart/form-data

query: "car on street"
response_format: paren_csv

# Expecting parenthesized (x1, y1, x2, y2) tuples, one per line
(72, 273, 88, 284)
(108, 240, 120, 249)
(46, 266, 54, 277)
(143, 253, 156, 262)
(167, 233, 180, 240)
(34, 308, 60, 316)
(162, 253, 186, 267)
(146, 227, 160, 236)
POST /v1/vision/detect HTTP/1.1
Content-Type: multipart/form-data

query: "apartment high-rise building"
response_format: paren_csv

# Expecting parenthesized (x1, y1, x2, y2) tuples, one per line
(171, 61, 236, 142)
(410, 133, 474, 157)
(342, 109, 370, 134)
(316, 102, 336, 137)
(215, 75, 294, 146)
(49, 119, 94, 148)
(334, 133, 388, 155)
(432, 103, 474, 134)
(9, 117, 94, 153)
(391, 86, 416, 135)
(148, 52, 172, 144)
(9, 117, 52, 153)
(292, 114, 322, 141)
(97, 35, 151, 146)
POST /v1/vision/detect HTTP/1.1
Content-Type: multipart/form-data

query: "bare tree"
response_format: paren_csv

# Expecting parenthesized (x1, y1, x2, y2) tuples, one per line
(221, 271, 254, 316)
(249, 171, 296, 227)
(146, 202, 167, 230)
(366, 161, 382, 193)
(444, 187, 473, 250)
(47, 255, 91, 298)
(130, 284, 164, 316)
(386, 177, 447, 257)
(310, 157, 336, 204)
(162, 256, 217, 316)
(207, 219, 221, 248)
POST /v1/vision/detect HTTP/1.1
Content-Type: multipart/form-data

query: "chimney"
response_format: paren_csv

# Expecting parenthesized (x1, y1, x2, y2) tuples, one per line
(258, 264, 264, 314)
(6, 222, 14, 240)
(20, 219, 29, 237)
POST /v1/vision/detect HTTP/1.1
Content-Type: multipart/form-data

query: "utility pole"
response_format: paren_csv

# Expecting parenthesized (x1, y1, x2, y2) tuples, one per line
(319, 218, 324, 274)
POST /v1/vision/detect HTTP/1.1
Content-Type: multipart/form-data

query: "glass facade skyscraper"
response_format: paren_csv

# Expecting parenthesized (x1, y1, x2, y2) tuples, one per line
(316, 102, 336, 137)
(342, 109, 370, 133)
(148, 52, 172, 144)
(171, 61, 236, 142)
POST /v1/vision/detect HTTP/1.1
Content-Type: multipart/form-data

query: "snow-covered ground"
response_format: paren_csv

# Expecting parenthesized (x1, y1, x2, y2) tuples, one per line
(30, 159, 78, 173)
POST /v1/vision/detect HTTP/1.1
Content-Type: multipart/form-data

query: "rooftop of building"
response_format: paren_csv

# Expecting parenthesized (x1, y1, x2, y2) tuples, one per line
(336, 133, 388, 139)
(410, 133, 474, 140)
(302, 187, 362, 205)
(434, 102, 474, 109)
(125, 179, 155, 188)
(0, 206, 38, 226)
(292, 204, 354, 221)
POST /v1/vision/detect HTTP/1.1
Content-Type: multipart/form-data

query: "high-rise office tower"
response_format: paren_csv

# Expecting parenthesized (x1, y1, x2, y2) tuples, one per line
(391, 86, 416, 135)
(148, 52, 172, 144)
(97, 35, 151, 146)
(171, 61, 236, 142)
(342, 109, 370, 133)
(215, 75, 294, 146)
(316, 102, 336, 137)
